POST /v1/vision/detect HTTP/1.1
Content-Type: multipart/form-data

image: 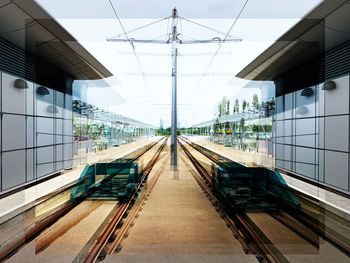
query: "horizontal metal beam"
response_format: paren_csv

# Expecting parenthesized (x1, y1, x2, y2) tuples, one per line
(121, 72, 233, 77)
(107, 38, 242, 44)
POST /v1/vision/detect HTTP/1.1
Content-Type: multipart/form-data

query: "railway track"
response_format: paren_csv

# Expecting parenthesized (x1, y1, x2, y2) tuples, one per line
(82, 137, 168, 262)
(178, 136, 350, 263)
(0, 137, 166, 262)
(102, 148, 170, 257)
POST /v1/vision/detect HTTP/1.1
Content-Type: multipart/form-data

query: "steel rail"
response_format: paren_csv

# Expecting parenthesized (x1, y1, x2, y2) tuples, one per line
(180, 136, 350, 257)
(0, 138, 164, 262)
(106, 152, 170, 254)
(81, 138, 168, 263)
(178, 137, 287, 263)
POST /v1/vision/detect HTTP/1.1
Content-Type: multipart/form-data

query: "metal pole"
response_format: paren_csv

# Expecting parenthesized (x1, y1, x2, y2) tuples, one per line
(171, 8, 178, 168)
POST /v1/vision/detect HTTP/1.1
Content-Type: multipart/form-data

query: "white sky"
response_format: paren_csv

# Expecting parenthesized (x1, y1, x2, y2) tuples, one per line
(36, 0, 322, 127)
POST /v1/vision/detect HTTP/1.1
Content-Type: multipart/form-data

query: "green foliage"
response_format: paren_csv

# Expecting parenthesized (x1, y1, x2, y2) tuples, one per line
(233, 98, 239, 114)
(251, 124, 272, 133)
(214, 118, 221, 135)
(226, 100, 230, 115)
(252, 94, 260, 111)
(156, 127, 172, 136)
(242, 99, 247, 112)
(218, 96, 231, 117)
(239, 117, 245, 132)
(261, 98, 276, 117)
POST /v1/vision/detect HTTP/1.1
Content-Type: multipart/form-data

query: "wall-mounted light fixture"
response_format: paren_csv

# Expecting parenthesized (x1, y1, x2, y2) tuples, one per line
(14, 79, 29, 89)
(36, 86, 50, 96)
(322, 80, 336, 90)
(47, 105, 58, 113)
(296, 106, 308, 115)
(301, 87, 314, 97)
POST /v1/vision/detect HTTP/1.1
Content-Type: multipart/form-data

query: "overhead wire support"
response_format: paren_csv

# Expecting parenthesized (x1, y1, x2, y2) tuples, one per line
(106, 5, 244, 169)
(170, 7, 179, 168)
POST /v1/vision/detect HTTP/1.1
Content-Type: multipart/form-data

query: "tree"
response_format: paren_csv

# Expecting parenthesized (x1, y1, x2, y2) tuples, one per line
(260, 101, 266, 116)
(252, 94, 260, 112)
(266, 98, 276, 117)
(214, 118, 220, 136)
(218, 96, 229, 117)
(232, 122, 237, 135)
(239, 117, 245, 133)
(224, 122, 230, 135)
(233, 98, 239, 114)
(239, 117, 245, 148)
(226, 100, 230, 115)
(242, 99, 247, 112)
(218, 103, 222, 117)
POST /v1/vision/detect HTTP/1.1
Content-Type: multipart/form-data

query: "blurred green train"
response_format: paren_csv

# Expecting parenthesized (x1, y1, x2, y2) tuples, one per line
(71, 159, 143, 202)
(211, 162, 300, 211)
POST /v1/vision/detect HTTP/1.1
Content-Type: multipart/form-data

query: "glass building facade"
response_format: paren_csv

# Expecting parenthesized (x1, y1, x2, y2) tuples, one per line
(275, 75, 350, 193)
(0, 71, 73, 193)
(72, 100, 155, 165)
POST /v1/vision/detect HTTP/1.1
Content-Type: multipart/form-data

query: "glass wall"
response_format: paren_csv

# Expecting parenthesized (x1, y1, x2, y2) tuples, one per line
(72, 100, 155, 165)
(183, 95, 275, 168)
(0, 71, 73, 193)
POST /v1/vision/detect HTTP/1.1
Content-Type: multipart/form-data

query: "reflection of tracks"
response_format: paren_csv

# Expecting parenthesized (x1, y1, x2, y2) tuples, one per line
(178, 136, 350, 263)
(0, 137, 166, 262)
(82, 137, 168, 262)
(35, 201, 102, 253)
(104, 151, 170, 256)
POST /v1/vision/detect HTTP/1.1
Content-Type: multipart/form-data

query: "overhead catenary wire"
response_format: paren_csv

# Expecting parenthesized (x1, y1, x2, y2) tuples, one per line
(179, 16, 234, 38)
(110, 16, 170, 39)
(179, 17, 184, 42)
(108, 0, 135, 51)
(190, 0, 249, 98)
(106, 2, 246, 117)
(107, 0, 154, 98)
(166, 17, 170, 41)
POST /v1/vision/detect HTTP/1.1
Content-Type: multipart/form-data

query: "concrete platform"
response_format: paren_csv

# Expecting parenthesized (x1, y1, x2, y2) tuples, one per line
(106, 149, 256, 262)
(0, 137, 161, 225)
(189, 136, 350, 220)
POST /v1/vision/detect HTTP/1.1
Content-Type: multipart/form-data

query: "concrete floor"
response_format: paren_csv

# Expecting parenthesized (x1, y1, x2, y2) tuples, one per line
(106, 150, 256, 262)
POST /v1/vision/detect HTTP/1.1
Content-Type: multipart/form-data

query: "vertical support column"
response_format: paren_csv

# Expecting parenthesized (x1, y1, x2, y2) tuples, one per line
(171, 8, 178, 169)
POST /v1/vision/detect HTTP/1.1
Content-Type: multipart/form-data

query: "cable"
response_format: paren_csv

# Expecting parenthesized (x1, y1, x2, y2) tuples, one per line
(108, 0, 134, 50)
(179, 17, 183, 41)
(181, 33, 200, 41)
(180, 16, 233, 38)
(149, 34, 169, 42)
(110, 16, 170, 39)
(191, 0, 249, 98)
(107, 0, 154, 99)
(166, 17, 170, 41)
